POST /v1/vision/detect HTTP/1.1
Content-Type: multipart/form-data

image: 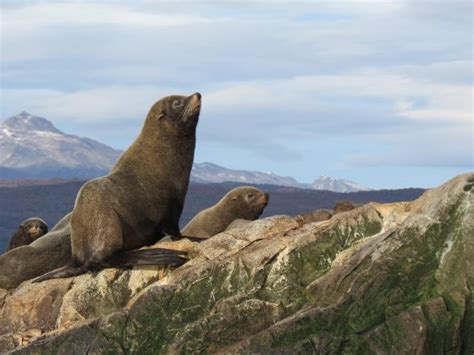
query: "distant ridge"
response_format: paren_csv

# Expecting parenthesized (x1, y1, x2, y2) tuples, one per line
(0, 179, 425, 253)
(191, 162, 302, 187)
(1, 112, 370, 192)
(191, 162, 370, 192)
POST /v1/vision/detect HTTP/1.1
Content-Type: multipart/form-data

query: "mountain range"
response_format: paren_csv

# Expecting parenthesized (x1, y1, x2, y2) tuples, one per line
(0, 112, 369, 192)
(0, 112, 120, 179)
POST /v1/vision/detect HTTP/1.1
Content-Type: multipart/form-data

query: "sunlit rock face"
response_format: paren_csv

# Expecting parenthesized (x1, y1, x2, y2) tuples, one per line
(1, 173, 472, 354)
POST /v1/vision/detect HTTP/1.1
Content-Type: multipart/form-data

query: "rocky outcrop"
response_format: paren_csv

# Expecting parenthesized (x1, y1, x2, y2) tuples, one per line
(0, 173, 472, 354)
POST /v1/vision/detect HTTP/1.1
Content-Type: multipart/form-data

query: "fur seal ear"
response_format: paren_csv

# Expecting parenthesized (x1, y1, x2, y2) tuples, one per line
(157, 112, 165, 121)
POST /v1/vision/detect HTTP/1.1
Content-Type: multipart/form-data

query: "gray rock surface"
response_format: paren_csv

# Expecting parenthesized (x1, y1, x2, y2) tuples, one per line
(0, 173, 472, 354)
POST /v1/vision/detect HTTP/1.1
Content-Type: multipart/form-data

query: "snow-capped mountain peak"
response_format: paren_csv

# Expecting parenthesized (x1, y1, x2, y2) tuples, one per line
(311, 176, 370, 193)
(0, 112, 121, 179)
(3, 112, 62, 134)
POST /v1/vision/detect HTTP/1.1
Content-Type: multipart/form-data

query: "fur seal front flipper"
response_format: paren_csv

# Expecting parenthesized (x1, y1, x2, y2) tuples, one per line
(33, 265, 88, 283)
(33, 247, 187, 282)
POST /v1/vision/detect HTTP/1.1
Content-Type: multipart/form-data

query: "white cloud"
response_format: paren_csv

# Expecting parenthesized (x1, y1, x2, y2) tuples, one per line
(1, 86, 178, 123)
(344, 124, 473, 168)
(1, 2, 225, 29)
(3, 71, 471, 125)
(206, 73, 472, 125)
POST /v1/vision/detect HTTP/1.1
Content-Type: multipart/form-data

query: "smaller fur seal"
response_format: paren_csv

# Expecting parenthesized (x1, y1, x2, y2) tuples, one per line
(0, 213, 72, 289)
(334, 200, 359, 214)
(7, 217, 48, 251)
(294, 209, 333, 225)
(181, 186, 269, 239)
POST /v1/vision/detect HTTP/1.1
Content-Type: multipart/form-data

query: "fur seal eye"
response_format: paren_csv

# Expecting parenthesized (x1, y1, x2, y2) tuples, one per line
(246, 193, 254, 199)
(172, 100, 184, 110)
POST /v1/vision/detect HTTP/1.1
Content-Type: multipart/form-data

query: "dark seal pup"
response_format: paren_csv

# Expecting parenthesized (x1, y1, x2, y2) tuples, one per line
(6, 217, 48, 251)
(34, 93, 202, 282)
(181, 186, 269, 239)
(0, 213, 72, 289)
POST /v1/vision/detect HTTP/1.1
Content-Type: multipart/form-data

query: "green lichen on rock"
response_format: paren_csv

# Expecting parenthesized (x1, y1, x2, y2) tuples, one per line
(266, 191, 472, 353)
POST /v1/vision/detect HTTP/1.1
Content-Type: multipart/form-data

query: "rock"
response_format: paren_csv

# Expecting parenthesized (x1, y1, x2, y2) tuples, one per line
(1, 173, 473, 354)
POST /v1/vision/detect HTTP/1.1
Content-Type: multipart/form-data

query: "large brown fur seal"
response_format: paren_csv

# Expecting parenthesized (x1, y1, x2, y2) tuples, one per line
(181, 186, 269, 238)
(34, 93, 202, 282)
(6, 217, 48, 251)
(0, 213, 72, 289)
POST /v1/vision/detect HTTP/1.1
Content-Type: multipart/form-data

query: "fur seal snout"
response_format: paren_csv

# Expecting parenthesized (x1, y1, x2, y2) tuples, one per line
(181, 186, 269, 239)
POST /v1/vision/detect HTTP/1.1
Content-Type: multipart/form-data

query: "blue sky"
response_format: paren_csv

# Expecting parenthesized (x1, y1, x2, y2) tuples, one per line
(0, 0, 472, 189)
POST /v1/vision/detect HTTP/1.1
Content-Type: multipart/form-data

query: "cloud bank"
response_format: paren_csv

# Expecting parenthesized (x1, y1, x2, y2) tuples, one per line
(1, 0, 472, 188)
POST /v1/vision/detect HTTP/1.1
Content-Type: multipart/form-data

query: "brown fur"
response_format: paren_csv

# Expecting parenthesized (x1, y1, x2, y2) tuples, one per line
(181, 186, 269, 238)
(34, 93, 201, 282)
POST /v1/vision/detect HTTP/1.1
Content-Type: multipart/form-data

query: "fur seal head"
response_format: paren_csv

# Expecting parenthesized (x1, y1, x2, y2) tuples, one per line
(181, 186, 269, 239)
(224, 186, 269, 220)
(6, 217, 48, 251)
(144, 93, 201, 138)
(19, 217, 48, 240)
